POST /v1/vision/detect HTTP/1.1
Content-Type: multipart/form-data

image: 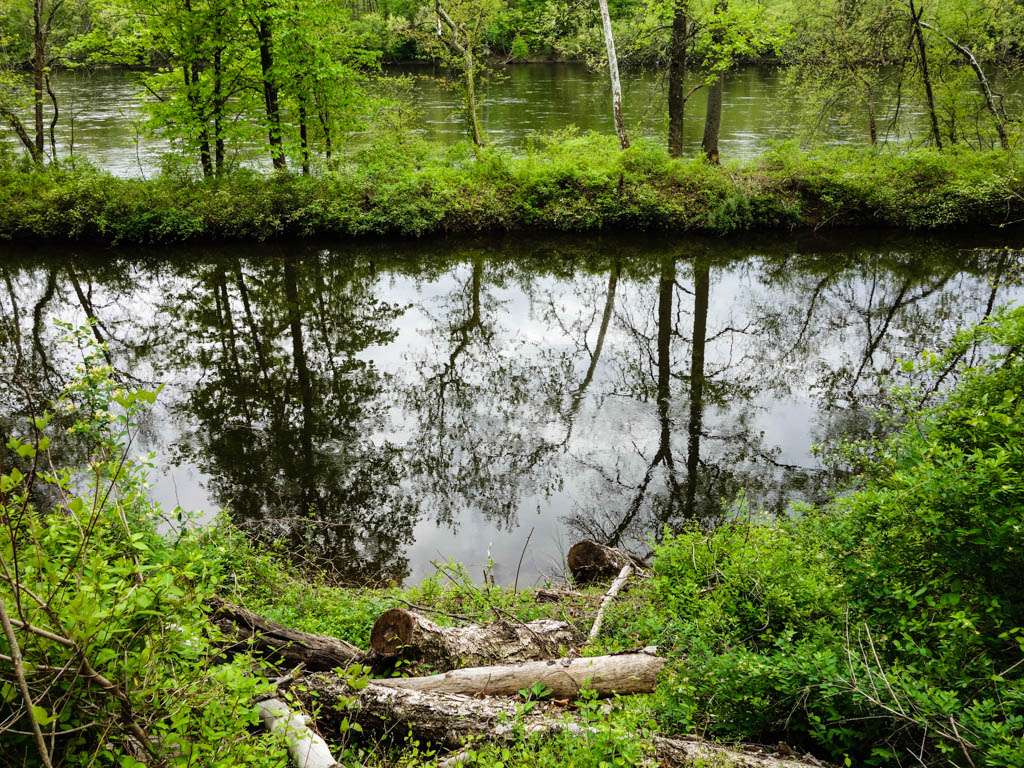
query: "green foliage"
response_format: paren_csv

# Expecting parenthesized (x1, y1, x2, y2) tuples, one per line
(650, 307, 1024, 767)
(0, 328, 283, 766)
(0, 139, 1020, 244)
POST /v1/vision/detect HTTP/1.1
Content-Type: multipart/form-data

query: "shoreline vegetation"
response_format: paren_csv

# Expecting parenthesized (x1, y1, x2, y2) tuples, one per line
(1, 139, 1022, 245)
(2, 308, 1023, 767)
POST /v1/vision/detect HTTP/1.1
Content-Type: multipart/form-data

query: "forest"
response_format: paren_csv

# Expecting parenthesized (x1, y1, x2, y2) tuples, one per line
(0, 1, 1023, 768)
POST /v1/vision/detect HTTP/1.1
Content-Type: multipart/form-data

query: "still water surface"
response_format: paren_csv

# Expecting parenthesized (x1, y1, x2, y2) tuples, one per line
(1, 234, 1021, 584)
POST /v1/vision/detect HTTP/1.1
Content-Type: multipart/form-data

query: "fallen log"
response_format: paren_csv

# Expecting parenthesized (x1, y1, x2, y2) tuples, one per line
(258, 697, 339, 768)
(567, 541, 637, 584)
(370, 648, 663, 698)
(211, 599, 362, 671)
(588, 563, 632, 642)
(302, 674, 827, 768)
(370, 608, 576, 668)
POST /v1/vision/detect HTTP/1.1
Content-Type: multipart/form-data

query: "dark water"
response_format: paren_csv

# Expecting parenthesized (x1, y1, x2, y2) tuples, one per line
(1, 234, 1021, 584)
(28, 63, 1020, 176)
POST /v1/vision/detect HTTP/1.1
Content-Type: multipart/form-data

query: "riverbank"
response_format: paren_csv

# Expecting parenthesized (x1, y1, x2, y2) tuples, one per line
(1, 138, 1020, 245)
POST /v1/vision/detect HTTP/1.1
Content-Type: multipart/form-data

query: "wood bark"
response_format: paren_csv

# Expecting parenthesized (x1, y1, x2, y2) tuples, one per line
(33, 0, 45, 161)
(211, 599, 363, 670)
(597, 0, 629, 149)
(567, 540, 635, 584)
(701, 73, 723, 164)
(258, 697, 340, 768)
(302, 674, 826, 768)
(909, 0, 942, 150)
(370, 649, 664, 699)
(256, 13, 287, 169)
(587, 564, 632, 642)
(667, 0, 689, 157)
(370, 608, 576, 667)
(920, 20, 1009, 150)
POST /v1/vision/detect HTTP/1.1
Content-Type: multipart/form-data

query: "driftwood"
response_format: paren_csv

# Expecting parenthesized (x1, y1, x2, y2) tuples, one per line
(370, 608, 576, 668)
(567, 540, 636, 584)
(211, 599, 362, 671)
(302, 674, 825, 768)
(370, 648, 663, 699)
(588, 563, 632, 642)
(258, 697, 339, 768)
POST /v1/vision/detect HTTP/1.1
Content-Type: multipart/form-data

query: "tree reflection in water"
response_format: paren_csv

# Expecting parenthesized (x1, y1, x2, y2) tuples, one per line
(0, 235, 1020, 583)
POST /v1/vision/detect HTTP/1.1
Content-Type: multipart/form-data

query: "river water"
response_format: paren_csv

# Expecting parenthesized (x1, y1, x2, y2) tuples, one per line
(2, 234, 1021, 584)
(24, 63, 986, 176)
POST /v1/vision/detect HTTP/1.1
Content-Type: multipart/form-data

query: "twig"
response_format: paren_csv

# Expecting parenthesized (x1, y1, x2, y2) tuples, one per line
(587, 564, 632, 643)
(513, 526, 535, 595)
(0, 595, 54, 768)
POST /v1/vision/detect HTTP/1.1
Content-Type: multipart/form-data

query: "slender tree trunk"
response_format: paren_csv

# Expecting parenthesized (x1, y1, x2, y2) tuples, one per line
(910, 0, 942, 149)
(33, 0, 45, 161)
(318, 107, 333, 164)
(464, 49, 484, 147)
(867, 91, 878, 145)
(920, 20, 1010, 150)
(683, 259, 708, 521)
(299, 100, 310, 175)
(213, 45, 225, 175)
(44, 74, 58, 161)
(667, 0, 688, 157)
(597, 0, 628, 149)
(257, 14, 287, 170)
(701, 73, 723, 163)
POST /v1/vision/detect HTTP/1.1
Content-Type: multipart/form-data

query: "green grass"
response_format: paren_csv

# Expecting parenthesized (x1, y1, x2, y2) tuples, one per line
(1, 136, 1021, 244)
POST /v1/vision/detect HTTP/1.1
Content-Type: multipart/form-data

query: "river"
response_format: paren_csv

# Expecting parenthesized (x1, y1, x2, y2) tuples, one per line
(27, 62, 1000, 176)
(2, 233, 1021, 584)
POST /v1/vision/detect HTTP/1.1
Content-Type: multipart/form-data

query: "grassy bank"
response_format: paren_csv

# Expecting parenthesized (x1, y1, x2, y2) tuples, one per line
(1, 136, 1021, 244)
(3, 308, 1023, 767)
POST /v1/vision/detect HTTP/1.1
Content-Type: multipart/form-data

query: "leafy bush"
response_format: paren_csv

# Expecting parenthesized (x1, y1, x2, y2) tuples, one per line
(652, 307, 1024, 767)
(0, 328, 282, 767)
(0, 140, 1020, 244)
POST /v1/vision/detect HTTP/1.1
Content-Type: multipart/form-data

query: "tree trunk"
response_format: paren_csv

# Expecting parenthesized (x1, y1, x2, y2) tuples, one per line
(213, 45, 225, 175)
(258, 698, 340, 768)
(45, 74, 58, 161)
(302, 673, 827, 768)
(567, 540, 635, 584)
(210, 599, 363, 670)
(33, 0, 45, 162)
(920, 20, 1010, 150)
(910, 0, 942, 150)
(370, 649, 664, 698)
(463, 48, 484, 147)
(370, 609, 576, 667)
(597, 0, 628, 149)
(257, 14, 287, 170)
(667, 0, 688, 156)
(701, 73, 723, 164)
(299, 100, 310, 175)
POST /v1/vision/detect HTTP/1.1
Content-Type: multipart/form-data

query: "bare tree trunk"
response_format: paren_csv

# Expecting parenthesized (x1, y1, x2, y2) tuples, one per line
(256, 13, 287, 170)
(370, 649, 664, 698)
(258, 698, 339, 768)
(211, 599, 363, 670)
(299, 100, 310, 175)
(45, 74, 58, 161)
(920, 20, 1010, 150)
(910, 0, 942, 150)
(302, 673, 830, 768)
(597, 0, 629, 149)
(213, 44, 225, 175)
(464, 48, 484, 147)
(667, 0, 688, 156)
(370, 609, 576, 667)
(33, 0, 45, 161)
(701, 73, 723, 163)
(587, 564, 632, 642)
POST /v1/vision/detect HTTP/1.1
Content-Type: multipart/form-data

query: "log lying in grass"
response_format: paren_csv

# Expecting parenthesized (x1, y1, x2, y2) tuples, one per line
(303, 674, 826, 768)
(370, 647, 664, 698)
(566, 540, 637, 584)
(211, 599, 362, 671)
(258, 697, 340, 768)
(587, 563, 632, 642)
(370, 608, 576, 668)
